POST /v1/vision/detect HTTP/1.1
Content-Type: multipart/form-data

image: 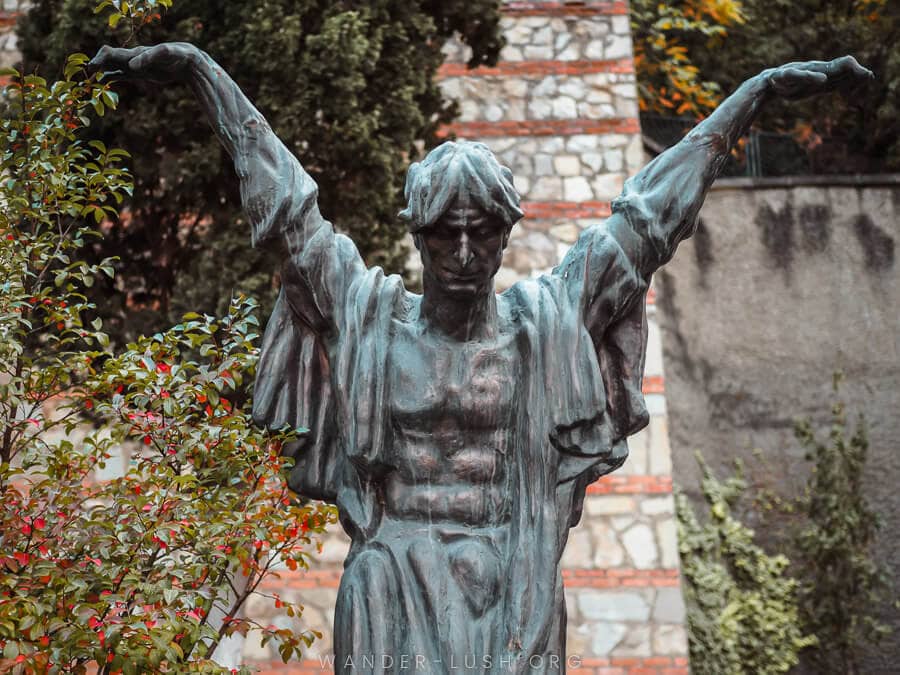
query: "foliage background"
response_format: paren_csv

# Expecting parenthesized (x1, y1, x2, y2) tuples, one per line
(1, 3, 336, 670)
(16, 0, 505, 345)
(631, 0, 899, 174)
(676, 456, 816, 675)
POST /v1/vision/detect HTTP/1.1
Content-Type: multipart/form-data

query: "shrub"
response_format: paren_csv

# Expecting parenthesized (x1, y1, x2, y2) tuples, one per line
(792, 382, 893, 674)
(676, 455, 816, 675)
(0, 4, 334, 671)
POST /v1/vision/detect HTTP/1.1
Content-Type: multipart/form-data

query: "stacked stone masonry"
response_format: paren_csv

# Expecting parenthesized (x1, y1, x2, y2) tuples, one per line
(440, 71, 639, 125)
(439, 2, 642, 285)
(441, 8, 634, 65)
(0, 2, 22, 70)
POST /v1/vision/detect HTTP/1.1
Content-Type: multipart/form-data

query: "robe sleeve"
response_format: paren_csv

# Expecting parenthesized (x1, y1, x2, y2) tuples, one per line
(551, 214, 649, 450)
(233, 121, 368, 439)
(180, 49, 370, 503)
(233, 112, 367, 337)
(552, 125, 738, 450)
(181, 47, 367, 339)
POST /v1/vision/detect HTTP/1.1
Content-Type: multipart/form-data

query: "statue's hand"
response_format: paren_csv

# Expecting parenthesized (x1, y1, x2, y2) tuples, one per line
(88, 42, 199, 82)
(765, 55, 873, 101)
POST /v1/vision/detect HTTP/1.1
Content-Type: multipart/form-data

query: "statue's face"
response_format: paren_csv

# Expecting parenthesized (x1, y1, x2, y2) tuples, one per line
(417, 200, 509, 296)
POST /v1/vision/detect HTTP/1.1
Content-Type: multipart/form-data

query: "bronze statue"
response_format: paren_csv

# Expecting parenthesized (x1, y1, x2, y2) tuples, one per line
(89, 44, 872, 673)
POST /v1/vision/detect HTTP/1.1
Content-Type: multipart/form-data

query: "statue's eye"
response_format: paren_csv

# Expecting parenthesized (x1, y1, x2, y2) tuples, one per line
(430, 228, 456, 241)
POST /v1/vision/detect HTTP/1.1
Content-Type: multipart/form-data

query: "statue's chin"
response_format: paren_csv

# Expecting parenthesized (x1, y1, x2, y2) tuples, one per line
(438, 279, 492, 297)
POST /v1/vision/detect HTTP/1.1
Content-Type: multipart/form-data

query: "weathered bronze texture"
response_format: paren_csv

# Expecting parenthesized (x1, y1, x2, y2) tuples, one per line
(89, 44, 872, 673)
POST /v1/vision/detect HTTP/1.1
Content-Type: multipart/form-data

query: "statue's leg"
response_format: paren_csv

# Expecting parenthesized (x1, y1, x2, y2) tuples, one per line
(334, 546, 403, 674)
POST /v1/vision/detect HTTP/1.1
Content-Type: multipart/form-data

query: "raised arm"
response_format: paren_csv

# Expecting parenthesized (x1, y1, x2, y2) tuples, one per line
(607, 56, 874, 278)
(556, 56, 873, 327)
(89, 43, 367, 335)
(549, 57, 872, 450)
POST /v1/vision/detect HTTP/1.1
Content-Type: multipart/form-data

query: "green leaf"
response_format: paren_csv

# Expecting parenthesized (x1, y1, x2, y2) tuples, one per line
(168, 641, 183, 659)
(2, 641, 19, 659)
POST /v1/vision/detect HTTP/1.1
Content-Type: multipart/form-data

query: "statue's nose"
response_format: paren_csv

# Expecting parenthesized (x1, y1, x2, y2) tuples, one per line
(456, 234, 474, 268)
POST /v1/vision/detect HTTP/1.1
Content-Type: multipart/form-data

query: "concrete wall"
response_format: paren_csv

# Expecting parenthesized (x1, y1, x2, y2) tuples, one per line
(655, 176, 900, 674)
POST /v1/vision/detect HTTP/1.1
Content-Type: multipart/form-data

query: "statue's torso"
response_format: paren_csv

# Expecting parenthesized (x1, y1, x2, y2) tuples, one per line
(385, 316, 519, 527)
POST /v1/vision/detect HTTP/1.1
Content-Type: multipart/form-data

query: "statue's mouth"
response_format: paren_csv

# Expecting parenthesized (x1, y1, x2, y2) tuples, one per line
(442, 267, 481, 281)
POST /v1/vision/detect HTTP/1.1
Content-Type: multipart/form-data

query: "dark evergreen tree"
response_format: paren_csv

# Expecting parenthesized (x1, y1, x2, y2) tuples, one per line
(17, 0, 504, 343)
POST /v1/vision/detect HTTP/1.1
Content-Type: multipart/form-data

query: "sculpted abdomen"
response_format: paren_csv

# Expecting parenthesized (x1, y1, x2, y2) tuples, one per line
(384, 323, 519, 525)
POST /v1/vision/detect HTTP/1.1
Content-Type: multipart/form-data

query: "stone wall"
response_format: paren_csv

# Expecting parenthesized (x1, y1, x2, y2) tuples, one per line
(655, 176, 900, 674)
(0, 2, 21, 69)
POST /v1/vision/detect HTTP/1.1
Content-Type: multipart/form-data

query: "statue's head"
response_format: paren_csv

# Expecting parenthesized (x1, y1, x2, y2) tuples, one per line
(399, 141, 524, 296)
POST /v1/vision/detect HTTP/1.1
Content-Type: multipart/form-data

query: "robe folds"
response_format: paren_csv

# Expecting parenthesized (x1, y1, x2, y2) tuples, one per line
(239, 116, 710, 672)
(253, 264, 651, 671)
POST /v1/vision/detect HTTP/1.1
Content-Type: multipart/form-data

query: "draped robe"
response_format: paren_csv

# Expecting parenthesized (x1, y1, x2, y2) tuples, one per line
(237, 113, 720, 672)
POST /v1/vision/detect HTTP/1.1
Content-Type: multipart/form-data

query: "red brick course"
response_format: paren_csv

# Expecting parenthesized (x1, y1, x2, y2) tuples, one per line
(522, 200, 613, 220)
(258, 566, 680, 592)
(440, 117, 641, 139)
(642, 375, 664, 394)
(586, 475, 673, 495)
(258, 569, 342, 591)
(562, 568, 681, 588)
(503, 1, 629, 17)
(438, 58, 634, 78)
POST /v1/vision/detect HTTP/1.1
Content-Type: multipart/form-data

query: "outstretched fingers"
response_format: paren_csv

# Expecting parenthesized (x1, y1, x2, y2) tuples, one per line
(768, 67, 823, 100)
(87, 44, 195, 82)
(777, 69, 827, 86)
(794, 56, 873, 86)
(828, 55, 875, 94)
(87, 45, 152, 76)
(126, 44, 175, 76)
(769, 55, 873, 100)
(828, 55, 874, 81)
